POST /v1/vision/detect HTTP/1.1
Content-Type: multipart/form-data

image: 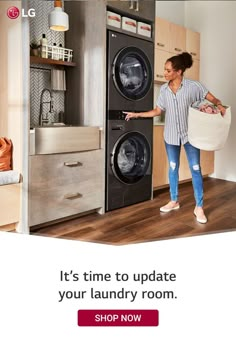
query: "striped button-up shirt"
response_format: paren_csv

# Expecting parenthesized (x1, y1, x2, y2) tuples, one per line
(156, 78, 208, 145)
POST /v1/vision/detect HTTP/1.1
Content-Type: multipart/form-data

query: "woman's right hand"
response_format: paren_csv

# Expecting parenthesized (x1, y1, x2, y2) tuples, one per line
(123, 111, 139, 121)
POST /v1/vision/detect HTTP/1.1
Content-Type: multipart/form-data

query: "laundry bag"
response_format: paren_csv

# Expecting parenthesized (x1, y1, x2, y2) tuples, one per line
(0, 137, 12, 171)
(188, 106, 231, 151)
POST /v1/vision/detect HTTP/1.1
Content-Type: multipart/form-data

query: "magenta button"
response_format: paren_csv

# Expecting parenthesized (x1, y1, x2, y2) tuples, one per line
(78, 310, 159, 327)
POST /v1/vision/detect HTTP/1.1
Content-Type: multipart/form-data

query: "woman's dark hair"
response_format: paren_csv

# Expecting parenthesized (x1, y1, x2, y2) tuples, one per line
(167, 52, 193, 74)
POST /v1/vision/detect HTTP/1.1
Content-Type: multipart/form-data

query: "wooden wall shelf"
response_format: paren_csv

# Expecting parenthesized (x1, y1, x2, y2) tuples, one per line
(30, 56, 76, 67)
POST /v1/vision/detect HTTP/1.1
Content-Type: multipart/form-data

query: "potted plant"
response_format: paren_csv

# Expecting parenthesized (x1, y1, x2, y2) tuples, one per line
(30, 41, 40, 57)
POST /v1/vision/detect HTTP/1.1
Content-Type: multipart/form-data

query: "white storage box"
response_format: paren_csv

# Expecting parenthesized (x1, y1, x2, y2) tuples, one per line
(137, 22, 152, 38)
(122, 17, 137, 33)
(188, 106, 231, 151)
(106, 11, 121, 28)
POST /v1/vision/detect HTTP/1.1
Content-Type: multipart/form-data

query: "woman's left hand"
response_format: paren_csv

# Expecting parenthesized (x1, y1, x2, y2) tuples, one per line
(218, 105, 226, 116)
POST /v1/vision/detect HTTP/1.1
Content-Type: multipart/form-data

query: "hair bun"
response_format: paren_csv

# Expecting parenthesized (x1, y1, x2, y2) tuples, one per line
(180, 52, 193, 69)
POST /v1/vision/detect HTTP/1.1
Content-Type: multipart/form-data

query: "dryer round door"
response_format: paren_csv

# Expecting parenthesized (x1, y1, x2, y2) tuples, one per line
(111, 131, 151, 184)
(112, 47, 152, 101)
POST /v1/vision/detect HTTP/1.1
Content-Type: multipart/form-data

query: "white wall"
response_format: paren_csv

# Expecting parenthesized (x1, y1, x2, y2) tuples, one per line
(155, 0, 236, 182)
(185, 1, 236, 182)
(156, 1, 185, 25)
(0, 1, 23, 173)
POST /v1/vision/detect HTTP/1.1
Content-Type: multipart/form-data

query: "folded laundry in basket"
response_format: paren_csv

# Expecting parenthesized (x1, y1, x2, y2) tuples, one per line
(198, 104, 219, 114)
(191, 100, 220, 114)
(0, 170, 20, 186)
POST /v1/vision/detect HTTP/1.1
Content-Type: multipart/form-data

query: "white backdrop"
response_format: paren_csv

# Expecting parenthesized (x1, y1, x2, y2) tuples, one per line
(0, 231, 235, 354)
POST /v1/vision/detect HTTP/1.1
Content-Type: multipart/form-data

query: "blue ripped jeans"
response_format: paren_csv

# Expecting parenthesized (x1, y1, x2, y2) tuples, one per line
(165, 142, 204, 207)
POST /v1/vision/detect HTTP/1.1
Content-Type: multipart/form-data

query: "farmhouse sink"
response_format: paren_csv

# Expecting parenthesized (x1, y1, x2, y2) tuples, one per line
(30, 126, 100, 155)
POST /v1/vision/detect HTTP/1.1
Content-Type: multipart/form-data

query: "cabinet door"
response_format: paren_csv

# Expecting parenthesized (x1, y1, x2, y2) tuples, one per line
(154, 49, 170, 83)
(107, 0, 134, 16)
(169, 23, 186, 54)
(200, 151, 214, 176)
(186, 29, 200, 61)
(185, 59, 200, 81)
(135, 0, 155, 22)
(153, 126, 168, 188)
(0, 184, 21, 227)
(29, 150, 104, 226)
(107, 1, 155, 22)
(155, 17, 170, 51)
(179, 149, 191, 181)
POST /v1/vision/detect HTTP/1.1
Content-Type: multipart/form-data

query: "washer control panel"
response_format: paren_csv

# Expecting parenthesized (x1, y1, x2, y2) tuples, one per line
(107, 110, 143, 120)
(108, 110, 127, 120)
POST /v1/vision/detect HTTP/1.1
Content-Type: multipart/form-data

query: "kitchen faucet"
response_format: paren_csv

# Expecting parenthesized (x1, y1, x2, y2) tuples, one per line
(39, 89, 54, 126)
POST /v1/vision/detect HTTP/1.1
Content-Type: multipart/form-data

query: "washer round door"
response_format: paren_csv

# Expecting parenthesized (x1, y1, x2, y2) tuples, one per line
(112, 47, 152, 101)
(111, 131, 151, 184)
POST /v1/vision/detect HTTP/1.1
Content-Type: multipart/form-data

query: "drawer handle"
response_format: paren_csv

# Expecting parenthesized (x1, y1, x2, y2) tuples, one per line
(64, 192, 83, 200)
(190, 52, 197, 56)
(174, 47, 182, 52)
(157, 42, 165, 47)
(156, 74, 164, 78)
(64, 161, 83, 167)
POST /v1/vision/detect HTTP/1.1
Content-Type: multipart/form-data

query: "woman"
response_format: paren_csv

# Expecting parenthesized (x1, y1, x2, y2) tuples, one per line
(124, 52, 225, 224)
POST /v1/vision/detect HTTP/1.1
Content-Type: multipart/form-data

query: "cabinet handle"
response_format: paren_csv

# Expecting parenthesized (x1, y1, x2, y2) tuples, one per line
(64, 192, 83, 200)
(156, 74, 164, 78)
(64, 161, 83, 167)
(190, 52, 197, 56)
(157, 42, 165, 47)
(129, 0, 134, 9)
(135, 0, 139, 12)
(174, 47, 182, 52)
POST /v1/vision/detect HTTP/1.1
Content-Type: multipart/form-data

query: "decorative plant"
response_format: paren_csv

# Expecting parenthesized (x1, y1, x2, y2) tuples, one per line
(30, 41, 40, 57)
(30, 41, 40, 49)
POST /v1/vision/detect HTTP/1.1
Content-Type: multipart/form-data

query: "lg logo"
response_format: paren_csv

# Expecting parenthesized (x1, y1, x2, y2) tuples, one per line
(7, 6, 36, 19)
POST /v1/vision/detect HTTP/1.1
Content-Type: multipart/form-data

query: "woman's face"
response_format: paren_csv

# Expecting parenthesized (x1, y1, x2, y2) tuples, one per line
(164, 61, 182, 81)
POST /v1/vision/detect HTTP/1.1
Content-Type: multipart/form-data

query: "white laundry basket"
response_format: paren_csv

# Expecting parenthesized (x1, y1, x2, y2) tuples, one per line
(188, 106, 231, 151)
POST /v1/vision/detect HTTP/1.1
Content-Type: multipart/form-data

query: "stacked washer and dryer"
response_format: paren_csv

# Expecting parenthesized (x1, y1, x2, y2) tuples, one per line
(106, 28, 154, 211)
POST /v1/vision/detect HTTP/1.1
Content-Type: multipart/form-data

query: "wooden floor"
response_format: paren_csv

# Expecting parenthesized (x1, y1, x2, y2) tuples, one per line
(33, 178, 236, 245)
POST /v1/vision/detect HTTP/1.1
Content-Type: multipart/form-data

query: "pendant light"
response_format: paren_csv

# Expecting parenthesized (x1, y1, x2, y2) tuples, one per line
(49, 0, 69, 32)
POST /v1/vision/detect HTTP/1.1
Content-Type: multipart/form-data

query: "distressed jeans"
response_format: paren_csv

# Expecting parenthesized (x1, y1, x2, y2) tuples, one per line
(165, 141, 204, 207)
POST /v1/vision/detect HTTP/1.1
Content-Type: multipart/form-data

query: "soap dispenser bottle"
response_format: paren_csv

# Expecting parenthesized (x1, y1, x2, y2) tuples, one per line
(40, 34, 48, 58)
(59, 44, 64, 61)
(53, 43, 59, 60)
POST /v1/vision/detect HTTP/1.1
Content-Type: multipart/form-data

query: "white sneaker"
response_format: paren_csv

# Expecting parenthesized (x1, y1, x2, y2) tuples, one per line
(160, 202, 180, 213)
(194, 207, 207, 224)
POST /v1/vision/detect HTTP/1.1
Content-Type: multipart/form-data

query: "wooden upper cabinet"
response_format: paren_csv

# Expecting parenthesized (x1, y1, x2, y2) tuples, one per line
(185, 59, 200, 81)
(155, 17, 170, 51)
(107, 0, 155, 22)
(185, 30, 200, 80)
(169, 23, 186, 54)
(154, 49, 170, 83)
(186, 29, 200, 60)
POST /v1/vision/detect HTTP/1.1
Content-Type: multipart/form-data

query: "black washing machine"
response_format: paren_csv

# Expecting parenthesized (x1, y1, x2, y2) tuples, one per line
(106, 30, 154, 212)
(106, 30, 154, 211)
(107, 30, 154, 113)
(106, 118, 153, 211)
